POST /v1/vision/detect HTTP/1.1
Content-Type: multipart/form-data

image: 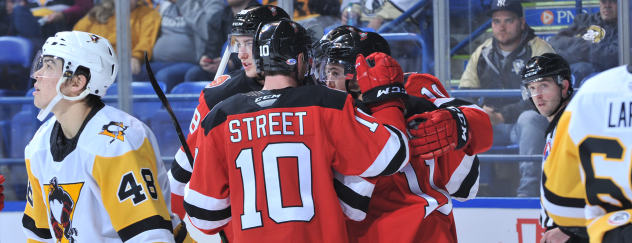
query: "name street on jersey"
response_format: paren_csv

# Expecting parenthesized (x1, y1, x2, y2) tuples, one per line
(229, 111, 308, 142)
(607, 97, 632, 129)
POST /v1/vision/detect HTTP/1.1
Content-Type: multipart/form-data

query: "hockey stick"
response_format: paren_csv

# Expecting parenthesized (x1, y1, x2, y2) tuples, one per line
(144, 51, 195, 168)
(144, 51, 229, 243)
(214, 46, 232, 80)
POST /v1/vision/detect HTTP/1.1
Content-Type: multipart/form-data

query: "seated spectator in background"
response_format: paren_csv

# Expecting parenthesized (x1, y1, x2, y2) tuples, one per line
(263, 0, 340, 29)
(73, 0, 160, 77)
(11, 0, 93, 47)
(337, 0, 422, 33)
(0, 0, 14, 36)
(459, 0, 555, 197)
(133, 0, 221, 92)
(184, 0, 259, 81)
(549, 0, 618, 84)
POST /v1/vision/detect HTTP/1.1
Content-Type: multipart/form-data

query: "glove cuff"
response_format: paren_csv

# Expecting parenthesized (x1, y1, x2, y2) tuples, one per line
(444, 107, 470, 150)
(362, 83, 408, 106)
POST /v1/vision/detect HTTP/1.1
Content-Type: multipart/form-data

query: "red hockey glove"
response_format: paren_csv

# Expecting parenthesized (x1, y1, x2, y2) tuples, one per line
(0, 175, 4, 212)
(356, 52, 408, 112)
(408, 107, 470, 160)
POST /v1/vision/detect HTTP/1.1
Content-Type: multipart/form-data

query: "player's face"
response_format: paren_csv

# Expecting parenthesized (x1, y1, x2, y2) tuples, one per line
(599, 0, 617, 22)
(324, 63, 347, 91)
(32, 56, 64, 109)
(527, 77, 562, 117)
(235, 36, 256, 78)
(491, 11, 525, 47)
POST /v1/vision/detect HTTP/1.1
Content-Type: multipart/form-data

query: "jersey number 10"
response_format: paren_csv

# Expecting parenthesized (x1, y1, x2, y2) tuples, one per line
(236, 142, 315, 230)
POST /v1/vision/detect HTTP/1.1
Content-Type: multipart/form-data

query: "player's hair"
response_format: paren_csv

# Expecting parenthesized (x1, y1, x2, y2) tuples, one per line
(74, 66, 104, 108)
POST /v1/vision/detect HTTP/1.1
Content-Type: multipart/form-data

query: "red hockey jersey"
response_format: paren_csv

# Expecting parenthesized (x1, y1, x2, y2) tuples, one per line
(348, 73, 493, 243)
(184, 86, 409, 242)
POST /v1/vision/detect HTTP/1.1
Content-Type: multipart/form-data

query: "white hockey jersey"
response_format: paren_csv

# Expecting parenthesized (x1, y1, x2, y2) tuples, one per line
(542, 65, 632, 242)
(22, 105, 178, 243)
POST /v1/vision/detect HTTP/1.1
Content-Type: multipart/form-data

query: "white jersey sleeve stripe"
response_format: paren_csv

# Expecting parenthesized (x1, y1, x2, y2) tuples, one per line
(360, 125, 409, 177)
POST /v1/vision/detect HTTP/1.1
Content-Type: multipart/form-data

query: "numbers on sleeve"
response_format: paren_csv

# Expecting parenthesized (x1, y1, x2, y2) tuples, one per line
(236, 143, 314, 230)
(189, 108, 201, 134)
(117, 172, 147, 205)
(579, 137, 632, 213)
(140, 168, 159, 200)
(355, 115, 378, 132)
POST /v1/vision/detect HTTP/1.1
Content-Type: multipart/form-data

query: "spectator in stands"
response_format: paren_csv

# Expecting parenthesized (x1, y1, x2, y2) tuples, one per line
(263, 0, 340, 29)
(11, 0, 93, 47)
(184, 0, 259, 81)
(459, 0, 555, 197)
(0, 0, 13, 36)
(549, 0, 618, 84)
(337, 0, 422, 33)
(133, 0, 222, 92)
(73, 0, 161, 76)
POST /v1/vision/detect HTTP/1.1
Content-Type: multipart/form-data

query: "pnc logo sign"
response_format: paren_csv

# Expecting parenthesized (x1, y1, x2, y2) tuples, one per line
(541, 10, 554, 25)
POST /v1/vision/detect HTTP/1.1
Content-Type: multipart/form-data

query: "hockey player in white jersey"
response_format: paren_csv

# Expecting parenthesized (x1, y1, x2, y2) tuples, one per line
(542, 64, 632, 243)
(22, 31, 189, 243)
(520, 53, 588, 243)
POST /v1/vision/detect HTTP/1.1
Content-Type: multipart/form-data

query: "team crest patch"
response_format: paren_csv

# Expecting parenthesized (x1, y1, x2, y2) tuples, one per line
(269, 6, 277, 16)
(361, 0, 385, 15)
(578, 25, 606, 43)
(206, 75, 231, 88)
(99, 121, 128, 144)
(608, 211, 631, 226)
(543, 141, 551, 161)
(513, 59, 525, 75)
(359, 32, 368, 41)
(45, 177, 83, 243)
(89, 34, 101, 43)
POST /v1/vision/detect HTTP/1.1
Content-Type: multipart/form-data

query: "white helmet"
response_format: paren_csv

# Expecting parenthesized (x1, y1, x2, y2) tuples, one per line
(32, 31, 118, 121)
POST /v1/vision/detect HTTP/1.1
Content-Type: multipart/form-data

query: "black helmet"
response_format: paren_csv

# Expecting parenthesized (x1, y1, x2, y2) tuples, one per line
(520, 53, 572, 100)
(253, 20, 312, 81)
(316, 31, 390, 96)
(229, 6, 291, 53)
(311, 25, 361, 83)
(520, 53, 573, 116)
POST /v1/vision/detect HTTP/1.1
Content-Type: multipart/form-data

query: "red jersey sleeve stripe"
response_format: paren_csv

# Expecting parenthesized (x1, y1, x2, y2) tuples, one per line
(360, 124, 409, 177)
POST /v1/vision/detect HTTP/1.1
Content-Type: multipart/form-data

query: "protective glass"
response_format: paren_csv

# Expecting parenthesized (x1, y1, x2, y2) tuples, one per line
(30, 50, 65, 79)
(228, 34, 255, 54)
(521, 79, 557, 100)
(318, 59, 354, 83)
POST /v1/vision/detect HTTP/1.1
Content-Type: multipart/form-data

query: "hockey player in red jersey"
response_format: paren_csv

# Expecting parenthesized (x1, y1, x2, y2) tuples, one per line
(313, 27, 493, 243)
(183, 20, 409, 242)
(166, 5, 292, 242)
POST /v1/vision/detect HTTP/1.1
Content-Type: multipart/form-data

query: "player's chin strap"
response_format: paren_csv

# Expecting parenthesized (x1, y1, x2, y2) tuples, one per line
(37, 76, 91, 121)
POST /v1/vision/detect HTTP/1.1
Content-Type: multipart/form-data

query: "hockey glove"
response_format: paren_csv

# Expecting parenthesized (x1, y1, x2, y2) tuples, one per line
(408, 107, 470, 160)
(356, 52, 408, 112)
(0, 175, 4, 212)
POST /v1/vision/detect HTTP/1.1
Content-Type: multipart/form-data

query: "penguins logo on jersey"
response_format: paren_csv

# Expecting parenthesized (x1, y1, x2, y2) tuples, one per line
(99, 121, 128, 145)
(46, 177, 83, 243)
(362, 0, 385, 15)
(578, 25, 606, 43)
